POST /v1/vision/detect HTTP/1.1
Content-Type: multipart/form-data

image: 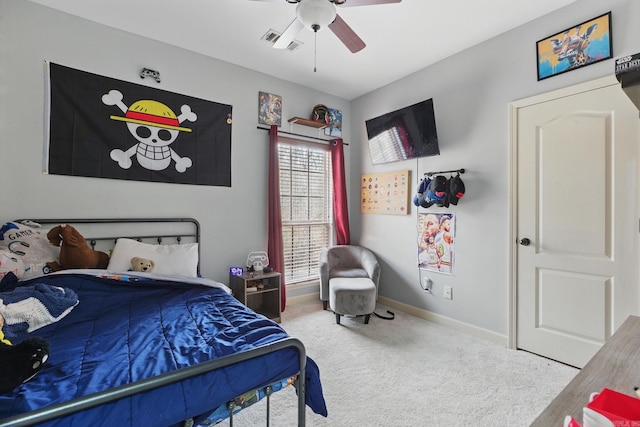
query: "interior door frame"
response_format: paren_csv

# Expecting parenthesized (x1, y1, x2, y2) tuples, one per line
(507, 75, 620, 350)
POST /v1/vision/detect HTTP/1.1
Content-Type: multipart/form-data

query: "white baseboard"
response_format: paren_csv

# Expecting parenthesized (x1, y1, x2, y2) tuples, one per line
(378, 296, 509, 347)
(286, 292, 508, 347)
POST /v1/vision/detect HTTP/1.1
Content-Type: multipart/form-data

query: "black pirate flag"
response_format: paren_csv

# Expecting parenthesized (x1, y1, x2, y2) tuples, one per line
(45, 62, 232, 186)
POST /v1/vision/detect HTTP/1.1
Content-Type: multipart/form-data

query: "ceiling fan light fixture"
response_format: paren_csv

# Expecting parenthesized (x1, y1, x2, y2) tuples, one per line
(296, 0, 337, 32)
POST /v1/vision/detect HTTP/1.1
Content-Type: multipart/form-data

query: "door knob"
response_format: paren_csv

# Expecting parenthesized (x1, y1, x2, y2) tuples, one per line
(519, 238, 531, 246)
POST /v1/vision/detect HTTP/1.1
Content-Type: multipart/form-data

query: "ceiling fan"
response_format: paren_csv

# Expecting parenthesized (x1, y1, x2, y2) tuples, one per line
(252, 0, 402, 54)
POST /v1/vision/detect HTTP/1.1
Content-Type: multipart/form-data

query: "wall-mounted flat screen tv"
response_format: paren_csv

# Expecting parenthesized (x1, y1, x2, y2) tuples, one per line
(365, 98, 439, 165)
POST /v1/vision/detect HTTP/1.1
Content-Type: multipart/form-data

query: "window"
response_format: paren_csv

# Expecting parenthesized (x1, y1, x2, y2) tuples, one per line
(278, 139, 333, 285)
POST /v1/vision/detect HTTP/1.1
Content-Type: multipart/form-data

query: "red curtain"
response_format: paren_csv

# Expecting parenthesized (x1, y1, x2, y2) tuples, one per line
(330, 138, 351, 245)
(267, 125, 286, 311)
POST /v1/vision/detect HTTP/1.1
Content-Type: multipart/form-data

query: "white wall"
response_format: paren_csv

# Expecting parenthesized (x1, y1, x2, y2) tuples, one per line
(351, 0, 640, 336)
(0, 0, 350, 289)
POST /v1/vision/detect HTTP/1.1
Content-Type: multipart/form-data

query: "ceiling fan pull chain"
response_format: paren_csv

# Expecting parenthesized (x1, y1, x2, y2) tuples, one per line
(314, 29, 318, 73)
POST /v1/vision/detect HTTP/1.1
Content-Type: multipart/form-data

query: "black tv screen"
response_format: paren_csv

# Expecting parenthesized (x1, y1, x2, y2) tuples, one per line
(365, 98, 439, 165)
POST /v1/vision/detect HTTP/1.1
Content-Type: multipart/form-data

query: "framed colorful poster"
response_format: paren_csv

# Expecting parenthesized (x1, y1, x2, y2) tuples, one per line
(536, 12, 612, 81)
(324, 108, 342, 137)
(258, 91, 282, 126)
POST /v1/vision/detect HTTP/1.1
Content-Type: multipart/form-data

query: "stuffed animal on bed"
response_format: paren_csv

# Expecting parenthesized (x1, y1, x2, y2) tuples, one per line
(0, 313, 50, 394)
(46, 224, 110, 271)
(131, 257, 155, 273)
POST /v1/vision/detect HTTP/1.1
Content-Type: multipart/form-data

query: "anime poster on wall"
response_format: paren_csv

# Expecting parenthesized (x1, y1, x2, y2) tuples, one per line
(417, 212, 455, 275)
(324, 108, 342, 137)
(258, 91, 282, 126)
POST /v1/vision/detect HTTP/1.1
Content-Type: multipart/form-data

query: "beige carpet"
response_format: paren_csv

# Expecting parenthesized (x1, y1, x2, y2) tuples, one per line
(219, 301, 578, 427)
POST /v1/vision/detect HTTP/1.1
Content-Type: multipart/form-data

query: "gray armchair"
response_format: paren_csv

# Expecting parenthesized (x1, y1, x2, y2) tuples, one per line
(318, 245, 380, 324)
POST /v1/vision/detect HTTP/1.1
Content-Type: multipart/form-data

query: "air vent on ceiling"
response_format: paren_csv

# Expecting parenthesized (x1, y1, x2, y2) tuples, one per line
(261, 30, 303, 51)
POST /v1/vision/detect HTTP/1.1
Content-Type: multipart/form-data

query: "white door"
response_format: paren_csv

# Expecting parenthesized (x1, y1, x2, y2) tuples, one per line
(513, 76, 639, 368)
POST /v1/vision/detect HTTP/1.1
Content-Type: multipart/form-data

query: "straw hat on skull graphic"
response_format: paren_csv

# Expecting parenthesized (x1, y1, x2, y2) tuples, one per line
(102, 89, 197, 172)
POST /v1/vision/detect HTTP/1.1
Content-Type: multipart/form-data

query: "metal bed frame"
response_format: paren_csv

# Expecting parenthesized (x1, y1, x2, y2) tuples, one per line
(0, 218, 307, 427)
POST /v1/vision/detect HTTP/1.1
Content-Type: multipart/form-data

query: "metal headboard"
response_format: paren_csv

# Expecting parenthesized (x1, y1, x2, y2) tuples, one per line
(19, 218, 201, 275)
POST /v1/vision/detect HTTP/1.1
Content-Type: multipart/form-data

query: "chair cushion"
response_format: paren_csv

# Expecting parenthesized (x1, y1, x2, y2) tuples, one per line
(329, 268, 369, 279)
(329, 277, 376, 316)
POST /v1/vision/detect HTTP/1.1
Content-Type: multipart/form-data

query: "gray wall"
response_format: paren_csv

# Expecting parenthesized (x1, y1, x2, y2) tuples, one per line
(2, 0, 638, 339)
(0, 0, 350, 290)
(351, 0, 640, 336)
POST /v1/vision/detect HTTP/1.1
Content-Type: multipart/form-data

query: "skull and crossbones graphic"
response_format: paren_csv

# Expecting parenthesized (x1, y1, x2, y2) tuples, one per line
(102, 89, 196, 172)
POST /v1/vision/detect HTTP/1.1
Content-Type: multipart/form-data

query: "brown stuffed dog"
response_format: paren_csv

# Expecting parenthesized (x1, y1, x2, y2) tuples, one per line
(46, 224, 109, 272)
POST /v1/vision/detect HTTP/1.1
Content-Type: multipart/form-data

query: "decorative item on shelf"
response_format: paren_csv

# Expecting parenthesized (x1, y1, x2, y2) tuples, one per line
(229, 266, 244, 276)
(246, 251, 269, 273)
(615, 53, 640, 110)
(310, 104, 330, 125)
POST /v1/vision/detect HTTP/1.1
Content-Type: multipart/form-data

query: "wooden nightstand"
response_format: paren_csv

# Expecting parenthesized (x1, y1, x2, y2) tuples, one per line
(229, 271, 281, 323)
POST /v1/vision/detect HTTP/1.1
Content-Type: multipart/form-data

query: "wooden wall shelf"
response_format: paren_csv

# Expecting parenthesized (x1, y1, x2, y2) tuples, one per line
(288, 117, 328, 129)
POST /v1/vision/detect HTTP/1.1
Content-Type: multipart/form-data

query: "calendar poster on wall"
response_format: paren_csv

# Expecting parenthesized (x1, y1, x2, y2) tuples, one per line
(360, 170, 410, 215)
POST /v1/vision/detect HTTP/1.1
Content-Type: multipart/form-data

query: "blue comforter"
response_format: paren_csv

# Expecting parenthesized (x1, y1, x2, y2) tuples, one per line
(0, 272, 327, 426)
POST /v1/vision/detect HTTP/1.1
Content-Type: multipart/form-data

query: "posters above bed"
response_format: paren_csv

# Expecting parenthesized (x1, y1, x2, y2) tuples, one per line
(44, 62, 232, 187)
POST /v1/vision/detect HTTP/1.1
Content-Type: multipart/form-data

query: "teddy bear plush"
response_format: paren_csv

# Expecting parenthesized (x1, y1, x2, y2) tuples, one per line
(46, 224, 110, 271)
(0, 313, 50, 394)
(131, 257, 155, 273)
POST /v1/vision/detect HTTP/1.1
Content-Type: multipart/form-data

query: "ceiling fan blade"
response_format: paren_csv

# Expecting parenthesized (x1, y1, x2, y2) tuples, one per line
(328, 14, 365, 53)
(273, 18, 304, 49)
(336, 0, 401, 7)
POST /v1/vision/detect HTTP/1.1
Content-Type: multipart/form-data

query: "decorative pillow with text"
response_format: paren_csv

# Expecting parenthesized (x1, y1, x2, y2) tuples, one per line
(0, 221, 59, 279)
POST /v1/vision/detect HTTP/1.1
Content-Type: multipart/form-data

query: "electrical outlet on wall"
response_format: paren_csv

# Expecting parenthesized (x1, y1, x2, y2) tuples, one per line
(444, 285, 453, 300)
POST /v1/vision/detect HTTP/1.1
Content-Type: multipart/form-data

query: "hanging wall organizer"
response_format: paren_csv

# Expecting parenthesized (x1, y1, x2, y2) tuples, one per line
(424, 168, 465, 177)
(414, 168, 466, 209)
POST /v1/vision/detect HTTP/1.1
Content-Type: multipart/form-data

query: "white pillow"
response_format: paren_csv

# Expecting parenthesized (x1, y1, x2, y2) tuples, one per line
(0, 221, 59, 279)
(107, 238, 199, 277)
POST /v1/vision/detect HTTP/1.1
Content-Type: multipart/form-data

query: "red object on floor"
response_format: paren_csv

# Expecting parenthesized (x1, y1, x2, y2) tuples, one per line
(564, 415, 582, 427)
(585, 388, 640, 424)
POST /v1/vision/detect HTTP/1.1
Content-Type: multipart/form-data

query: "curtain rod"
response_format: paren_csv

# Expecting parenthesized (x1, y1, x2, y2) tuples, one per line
(257, 126, 349, 145)
(424, 168, 465, 176)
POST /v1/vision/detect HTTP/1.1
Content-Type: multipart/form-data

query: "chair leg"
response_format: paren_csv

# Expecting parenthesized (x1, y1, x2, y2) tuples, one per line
(364, 314, 370, 324)
(323, 300, 328, 310)
(335, 313, 341, 324)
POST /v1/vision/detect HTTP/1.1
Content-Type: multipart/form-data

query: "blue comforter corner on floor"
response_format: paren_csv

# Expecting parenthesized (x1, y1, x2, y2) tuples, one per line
(0, 272, 327, 426)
